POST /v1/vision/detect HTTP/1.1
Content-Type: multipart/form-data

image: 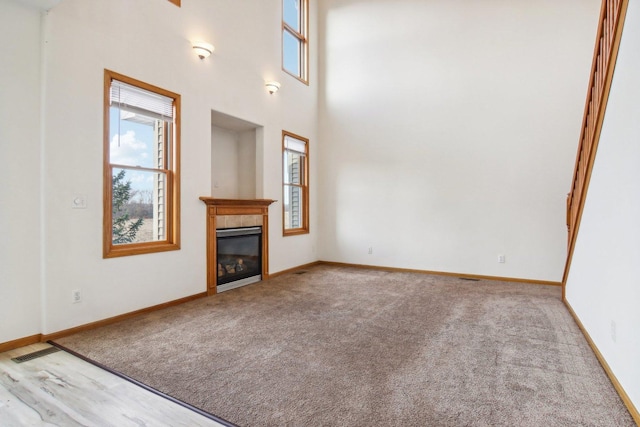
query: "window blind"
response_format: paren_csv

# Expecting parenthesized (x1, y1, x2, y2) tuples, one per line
(110, 80, 174, 120)
(284, 135, 306, 154)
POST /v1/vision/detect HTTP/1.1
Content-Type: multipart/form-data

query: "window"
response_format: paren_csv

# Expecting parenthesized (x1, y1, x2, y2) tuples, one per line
(283, 131, 309, 235)
(282, 0, 308, 83)
(103, 70, 180, 258)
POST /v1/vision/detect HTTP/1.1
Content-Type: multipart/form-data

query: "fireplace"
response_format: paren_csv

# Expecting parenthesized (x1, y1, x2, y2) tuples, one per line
(216, 227, 262, 292)
(200, 197, 276, 295)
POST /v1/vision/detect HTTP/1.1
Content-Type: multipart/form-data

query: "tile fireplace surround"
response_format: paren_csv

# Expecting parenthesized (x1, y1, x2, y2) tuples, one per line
(199, 198, 276, 295)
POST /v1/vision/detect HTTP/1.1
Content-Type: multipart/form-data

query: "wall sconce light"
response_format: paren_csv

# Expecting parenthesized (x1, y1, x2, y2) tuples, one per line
(192, 41, 214, 59)
(265, 81, 281, 94)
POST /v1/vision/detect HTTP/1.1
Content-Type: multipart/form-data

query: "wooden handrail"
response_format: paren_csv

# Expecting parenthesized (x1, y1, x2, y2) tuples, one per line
(563, 0, 628, 292)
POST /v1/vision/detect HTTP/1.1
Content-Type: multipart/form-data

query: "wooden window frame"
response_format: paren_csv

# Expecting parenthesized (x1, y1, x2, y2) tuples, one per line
(282, 0, 309, 85)
(103, 69, 181, 258)
(168, 0, 181, 7)
(282, 131, 309, 236)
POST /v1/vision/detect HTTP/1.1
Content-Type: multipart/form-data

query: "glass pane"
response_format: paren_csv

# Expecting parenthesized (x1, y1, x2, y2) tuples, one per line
(283, 30, 301, 77)
(284, 150, 304, 185)
(164, 122, 172, 170)
(112, 168, 167, 244)
(217, 234, 261, 286)
(284, 184, 303, 229)
(283, 0, 301, 32)
(110, 106, 167, 169)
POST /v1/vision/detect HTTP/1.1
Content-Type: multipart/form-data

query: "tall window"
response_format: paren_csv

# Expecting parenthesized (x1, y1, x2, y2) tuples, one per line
(104, 70, 180, 258)
(282, 0, 309, 83)
(283, 131, 309, 235)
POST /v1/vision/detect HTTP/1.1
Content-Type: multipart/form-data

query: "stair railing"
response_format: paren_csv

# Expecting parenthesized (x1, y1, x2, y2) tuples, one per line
(563, 0, 628, 290)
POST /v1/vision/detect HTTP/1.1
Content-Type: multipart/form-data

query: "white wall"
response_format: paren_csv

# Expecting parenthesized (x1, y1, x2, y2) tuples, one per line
(267, 0, 320, 272)
(565, 0, 640, 412)
(211, 126, 258, 199)
(317, 0, 600, 282)
(238, 129, 257, 199)
(0, 0, 43, 343)
(212, 125, 242, 198)
(1, 0, 318, 341)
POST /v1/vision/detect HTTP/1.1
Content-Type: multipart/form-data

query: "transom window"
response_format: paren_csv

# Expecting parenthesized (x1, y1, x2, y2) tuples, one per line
(283, 131, 309, 235)
(282, 0, 309, 84)
(103, 70, 180, 258)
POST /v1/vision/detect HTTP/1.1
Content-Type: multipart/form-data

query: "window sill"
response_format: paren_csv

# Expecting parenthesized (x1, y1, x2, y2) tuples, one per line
(103, 241, 180, 258)
(283, 229, 309, 237)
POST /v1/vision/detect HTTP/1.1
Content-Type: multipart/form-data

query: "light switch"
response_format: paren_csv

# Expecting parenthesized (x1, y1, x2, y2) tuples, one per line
(72, 194, 87, 209)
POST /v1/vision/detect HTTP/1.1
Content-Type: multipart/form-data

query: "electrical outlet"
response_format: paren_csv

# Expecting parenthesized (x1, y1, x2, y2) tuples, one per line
(72, 289, 82, 304)
(368, 247, 373, 255)
(498, 254, 506, 263)
(610, 320, 617, 343)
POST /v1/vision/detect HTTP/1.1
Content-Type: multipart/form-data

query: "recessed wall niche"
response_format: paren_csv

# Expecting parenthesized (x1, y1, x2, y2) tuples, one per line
(211, 110, 262, 199)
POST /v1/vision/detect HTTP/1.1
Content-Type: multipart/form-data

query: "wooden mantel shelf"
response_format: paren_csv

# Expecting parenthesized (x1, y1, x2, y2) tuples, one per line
(199, 197, 275, 207)
(200, 197, 276, 295)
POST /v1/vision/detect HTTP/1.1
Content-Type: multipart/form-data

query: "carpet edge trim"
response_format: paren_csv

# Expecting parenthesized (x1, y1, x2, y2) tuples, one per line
(48, 341, 238, 427)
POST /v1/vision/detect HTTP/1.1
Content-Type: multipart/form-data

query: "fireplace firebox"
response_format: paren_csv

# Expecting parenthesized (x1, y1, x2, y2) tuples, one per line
(216, 227, 262, 292)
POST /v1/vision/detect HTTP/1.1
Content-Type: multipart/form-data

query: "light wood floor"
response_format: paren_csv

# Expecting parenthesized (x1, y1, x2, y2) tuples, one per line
(0, 343, 227, 426)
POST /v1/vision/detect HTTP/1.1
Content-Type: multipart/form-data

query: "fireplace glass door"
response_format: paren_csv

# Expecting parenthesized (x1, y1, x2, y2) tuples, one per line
(216, 227, 262, 292)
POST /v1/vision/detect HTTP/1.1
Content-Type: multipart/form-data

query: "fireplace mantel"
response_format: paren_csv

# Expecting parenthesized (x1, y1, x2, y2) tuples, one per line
(199, 197, 275, 209)
(200, 197, 276, 295)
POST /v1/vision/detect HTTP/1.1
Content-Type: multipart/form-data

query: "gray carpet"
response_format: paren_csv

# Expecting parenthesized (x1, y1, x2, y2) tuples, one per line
(56, 265, 634, 426)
